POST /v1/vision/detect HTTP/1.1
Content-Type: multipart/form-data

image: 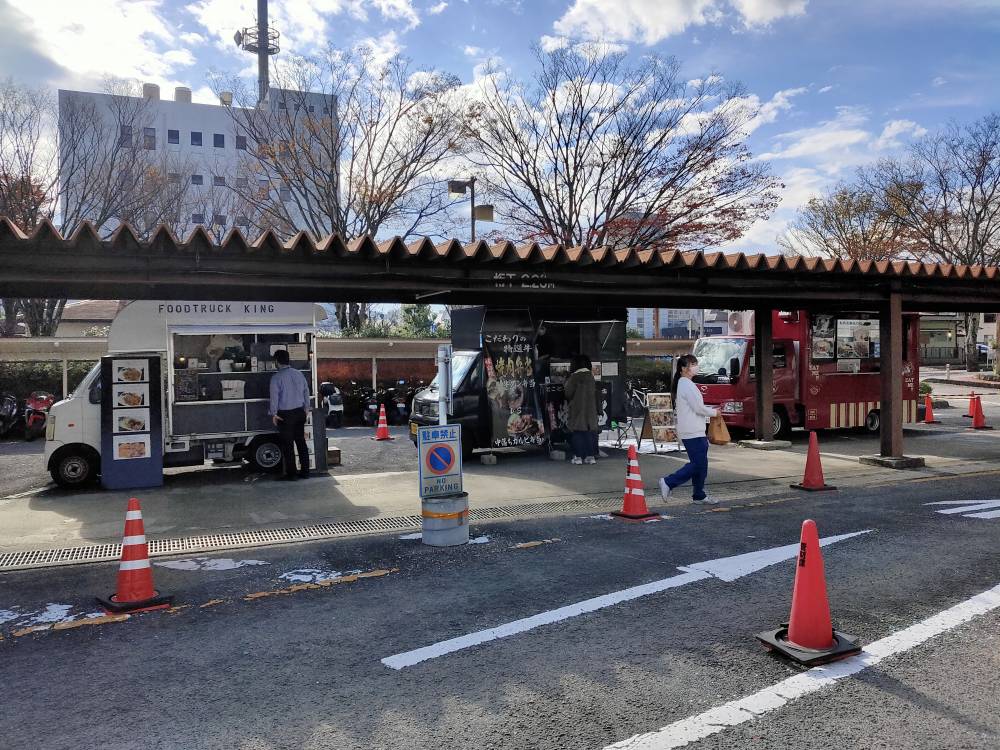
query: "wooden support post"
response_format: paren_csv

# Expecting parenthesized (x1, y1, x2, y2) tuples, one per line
(754, 308, 774, 442)
(880, 293, 903, 458)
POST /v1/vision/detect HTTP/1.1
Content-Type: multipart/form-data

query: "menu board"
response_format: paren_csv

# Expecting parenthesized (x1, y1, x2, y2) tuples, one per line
(484, 333, 546, 448)
(810, 314, 836, 361)
(644, 392, 679, 450)
(100, 355, 163, 490)
(837, 318, 878, 360)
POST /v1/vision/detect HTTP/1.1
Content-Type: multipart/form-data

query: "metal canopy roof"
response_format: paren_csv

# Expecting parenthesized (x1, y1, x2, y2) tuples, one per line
(2, 217, 999, 311)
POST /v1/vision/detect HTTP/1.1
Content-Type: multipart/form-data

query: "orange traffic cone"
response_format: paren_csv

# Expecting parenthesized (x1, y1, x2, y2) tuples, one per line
(971, 395, 993, 430)
(964, 390, 976, 418)
(96, 498, 172, 614)
(923, 394, 940, 424)
(372, 404, 394, 441)
(790, 432, 836, 492)
(612, 445, 659, 521)
(755, 519, 861, 666)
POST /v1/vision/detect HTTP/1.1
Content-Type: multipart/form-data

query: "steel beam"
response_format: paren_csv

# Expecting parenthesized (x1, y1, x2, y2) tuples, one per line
(754, 308, 774, 441)
(880, 292, 904, 457)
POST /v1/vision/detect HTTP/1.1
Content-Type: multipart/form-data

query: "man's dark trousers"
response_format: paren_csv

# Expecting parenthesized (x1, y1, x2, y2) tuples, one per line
(277, 407, 310, 477)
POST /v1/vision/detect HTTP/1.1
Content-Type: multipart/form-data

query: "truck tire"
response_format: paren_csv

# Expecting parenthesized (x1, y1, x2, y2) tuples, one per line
(247, 436, 284, 473)
(50, 447, 99, 488)
(864, 410, 880, 434)
(772, 408, 791, 440)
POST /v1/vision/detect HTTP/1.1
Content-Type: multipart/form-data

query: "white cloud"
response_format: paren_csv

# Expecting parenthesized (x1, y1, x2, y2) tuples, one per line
(553, 0, 806, 45)
(758, 106, 870, 162)
(874, 118, 928, 149)
(464, 45, 484, 56)
(932, 75, 948, 87)
(5, 0, 194, 84)
(179, 31, 207, 45)
(428, 1, 448, 13)
(188, 0, 417, 56)
(539, 35, 569, 52)
(818, 84, 834, 93)
(358, 30, 403, 68)
(729, 0, 806, 25)
(371, 0, 421, 29)
(731, 86, 808, 136)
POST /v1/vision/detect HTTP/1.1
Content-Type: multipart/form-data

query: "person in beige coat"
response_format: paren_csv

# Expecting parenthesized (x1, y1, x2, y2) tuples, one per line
(564, 354, 599, 465)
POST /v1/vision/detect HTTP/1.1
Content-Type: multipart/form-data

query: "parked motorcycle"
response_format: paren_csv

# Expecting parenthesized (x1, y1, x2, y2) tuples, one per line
(24, 391, 55, 441)
(0, 392, 21, 439)
(318, 381, 344, 429)
(361, 387, 382, 427)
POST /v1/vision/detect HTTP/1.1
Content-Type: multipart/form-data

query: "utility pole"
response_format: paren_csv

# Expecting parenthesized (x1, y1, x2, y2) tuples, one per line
(234, 0, 280, 106)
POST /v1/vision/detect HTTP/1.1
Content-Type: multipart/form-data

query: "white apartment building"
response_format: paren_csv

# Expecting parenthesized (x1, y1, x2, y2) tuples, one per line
(628, 308, 705, 339)
(57, 83, 336, 238)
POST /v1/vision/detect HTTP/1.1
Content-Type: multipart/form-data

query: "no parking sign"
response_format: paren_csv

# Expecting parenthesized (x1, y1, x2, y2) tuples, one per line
(417, 424, 463, 499)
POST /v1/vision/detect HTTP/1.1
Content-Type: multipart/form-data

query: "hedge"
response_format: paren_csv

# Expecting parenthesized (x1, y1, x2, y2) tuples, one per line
(0, 361, 97, 401)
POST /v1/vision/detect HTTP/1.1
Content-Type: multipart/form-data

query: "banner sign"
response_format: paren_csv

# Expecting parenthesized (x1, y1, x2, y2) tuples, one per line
(483, 333, 546, 448)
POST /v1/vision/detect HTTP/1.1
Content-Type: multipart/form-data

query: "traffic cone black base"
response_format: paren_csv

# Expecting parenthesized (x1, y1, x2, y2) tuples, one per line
(756, 623, 861, 667)
(96, 591, 173, 614)
(611, 509, 660, 521)
(789, 481, 837, 492)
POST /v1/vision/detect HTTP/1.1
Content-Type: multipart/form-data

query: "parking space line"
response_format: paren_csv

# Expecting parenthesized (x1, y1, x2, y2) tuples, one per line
(381, 531, 870, 670)
(604, 581, 1000, 749)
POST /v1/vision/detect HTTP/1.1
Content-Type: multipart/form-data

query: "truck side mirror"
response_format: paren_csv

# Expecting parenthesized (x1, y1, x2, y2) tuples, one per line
(729, 357, 741, 380)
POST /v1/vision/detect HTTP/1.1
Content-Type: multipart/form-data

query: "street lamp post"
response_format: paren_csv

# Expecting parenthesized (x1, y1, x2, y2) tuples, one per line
(448, 177, 494, 243)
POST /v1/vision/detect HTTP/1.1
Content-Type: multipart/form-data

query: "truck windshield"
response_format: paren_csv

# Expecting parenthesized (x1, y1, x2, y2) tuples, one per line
(72, 363, 101, 398)
(430, 351, 478, 393)
(692, 338, 746, 381)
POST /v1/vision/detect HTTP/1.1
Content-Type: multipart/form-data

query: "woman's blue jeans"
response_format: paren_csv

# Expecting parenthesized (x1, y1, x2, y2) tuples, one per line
(663, 437, 709, 501)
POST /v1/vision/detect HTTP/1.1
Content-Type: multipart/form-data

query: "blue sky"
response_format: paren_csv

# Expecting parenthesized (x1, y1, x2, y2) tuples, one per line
(2, 0, 999, 252)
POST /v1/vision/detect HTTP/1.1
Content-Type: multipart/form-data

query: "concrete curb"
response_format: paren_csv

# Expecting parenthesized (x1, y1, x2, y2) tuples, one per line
(924, 377, 1000, 391)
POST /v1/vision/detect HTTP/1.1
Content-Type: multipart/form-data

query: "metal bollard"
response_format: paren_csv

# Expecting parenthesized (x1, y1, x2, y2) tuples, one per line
(945, 363, 951, 381)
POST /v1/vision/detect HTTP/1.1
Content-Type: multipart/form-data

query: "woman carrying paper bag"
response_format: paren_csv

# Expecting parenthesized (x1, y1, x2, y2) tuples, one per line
(659, 354, 720, 505)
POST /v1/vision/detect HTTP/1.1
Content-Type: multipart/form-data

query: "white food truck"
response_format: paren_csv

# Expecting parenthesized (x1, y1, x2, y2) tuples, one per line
(45, 301, 325, 488)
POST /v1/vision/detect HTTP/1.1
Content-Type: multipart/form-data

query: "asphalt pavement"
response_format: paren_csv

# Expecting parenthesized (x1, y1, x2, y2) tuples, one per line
(3, 467, 1000, 749)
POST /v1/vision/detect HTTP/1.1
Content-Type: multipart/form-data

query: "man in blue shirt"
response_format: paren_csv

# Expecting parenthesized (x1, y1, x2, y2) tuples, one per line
(269, 349, 312, 480)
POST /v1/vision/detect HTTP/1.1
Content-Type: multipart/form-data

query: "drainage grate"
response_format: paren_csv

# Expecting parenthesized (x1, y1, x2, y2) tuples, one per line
(0, 494, 620, 573)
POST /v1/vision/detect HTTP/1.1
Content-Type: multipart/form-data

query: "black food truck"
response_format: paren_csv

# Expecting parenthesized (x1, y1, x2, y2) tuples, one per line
(409, 306, 628, 457)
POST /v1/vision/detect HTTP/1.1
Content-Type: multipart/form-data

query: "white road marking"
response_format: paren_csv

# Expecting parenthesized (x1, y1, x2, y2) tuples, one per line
(381, 530, 871, 670)
(604, 581, 1000, 749)
(154, 557, 269, 571)
(278, 568, 362, 584)
(1, 487, 48, 501)
(924, 499, 1000, 518)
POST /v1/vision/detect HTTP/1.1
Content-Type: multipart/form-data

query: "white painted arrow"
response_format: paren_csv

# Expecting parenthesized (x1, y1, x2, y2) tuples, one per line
(381, 529, 872, 670)
(924, 500, 1000, 519)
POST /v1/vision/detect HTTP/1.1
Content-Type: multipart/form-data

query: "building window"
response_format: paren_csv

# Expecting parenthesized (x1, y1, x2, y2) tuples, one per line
(237, 215, 250, 227)
(213, 133, 225, 148)
(236, 135, 247, 150)
(213, 214, 226, 227)
(213, 175, 226, 187)
(278, 99, 287, 110)
(308, 104, 315, 113)
(323, 105, 330, 115)
(192, 212, 205, 224)
(278, 140, 290, 157)
(143, 127, 156, 150)
(279, 186, 291, 202)
(191, 131, 202, 146)
(235, 176, 249, 188)
(985, 314, 997, 324)
(167, 129, 179, 145)
(118, 125, 132, 147)
(167, 173, 180, 183)
(191, 174, 204, 186)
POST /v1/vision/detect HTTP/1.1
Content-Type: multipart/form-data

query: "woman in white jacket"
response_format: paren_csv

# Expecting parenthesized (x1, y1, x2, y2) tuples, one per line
(659, 354, 719, 505)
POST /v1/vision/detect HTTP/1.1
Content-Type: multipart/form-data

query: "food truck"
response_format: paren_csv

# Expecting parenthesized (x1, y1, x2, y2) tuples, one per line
(409, 306, 628, 457)
(692, 310, 920, 437)
(45, 301, 324, 488)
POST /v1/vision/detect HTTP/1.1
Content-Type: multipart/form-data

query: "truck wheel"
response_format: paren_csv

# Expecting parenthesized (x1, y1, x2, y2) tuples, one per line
(864, 410, 880, 434)
(50, 448, 98, 488)
(772, 409, 791, 439)
(248, 436, 284, 473)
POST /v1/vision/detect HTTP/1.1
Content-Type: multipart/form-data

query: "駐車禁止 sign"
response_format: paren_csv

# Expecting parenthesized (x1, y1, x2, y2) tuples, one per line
(417, 424, 463, 499)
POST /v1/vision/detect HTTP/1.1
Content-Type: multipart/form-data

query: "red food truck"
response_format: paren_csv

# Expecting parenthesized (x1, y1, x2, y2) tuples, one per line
(691, 310, 920, 437)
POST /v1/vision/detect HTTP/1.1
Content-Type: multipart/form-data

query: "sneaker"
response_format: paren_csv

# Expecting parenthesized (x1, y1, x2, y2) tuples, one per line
(571, 457, 583, 465)
(598, 450, 609, 458)
(584, 456, 597, 465)
(693, 496, 719, 505)
(659, 478, 672, 502)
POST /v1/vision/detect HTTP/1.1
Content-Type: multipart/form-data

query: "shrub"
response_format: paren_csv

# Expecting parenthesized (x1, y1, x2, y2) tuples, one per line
(0, 361, 97, 401)
(919, 381, 933, 395)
